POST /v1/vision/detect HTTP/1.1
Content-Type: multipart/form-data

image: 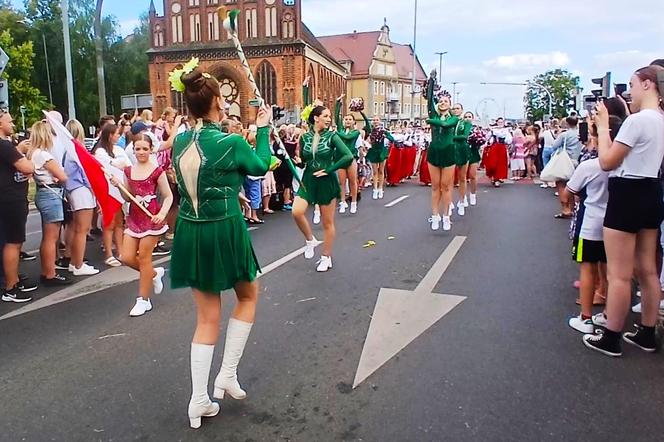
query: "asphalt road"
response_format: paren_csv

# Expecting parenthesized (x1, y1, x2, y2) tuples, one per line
(1, 178, 663, 442)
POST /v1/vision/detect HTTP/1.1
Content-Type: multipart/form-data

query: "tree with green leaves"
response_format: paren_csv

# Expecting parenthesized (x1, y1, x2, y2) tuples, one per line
(0, 29, 49, 127)
(525, 69, 580, 122)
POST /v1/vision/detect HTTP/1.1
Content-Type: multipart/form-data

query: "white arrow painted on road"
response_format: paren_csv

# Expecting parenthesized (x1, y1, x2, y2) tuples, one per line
(353, 236, 467, 388)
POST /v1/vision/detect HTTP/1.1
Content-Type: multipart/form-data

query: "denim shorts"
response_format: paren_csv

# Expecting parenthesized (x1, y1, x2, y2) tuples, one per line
(35, 187, 65, 224)
(243, 179, 262, 210)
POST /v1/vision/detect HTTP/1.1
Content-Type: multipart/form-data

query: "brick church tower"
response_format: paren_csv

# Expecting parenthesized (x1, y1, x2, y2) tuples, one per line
(147, 0, 346, 122)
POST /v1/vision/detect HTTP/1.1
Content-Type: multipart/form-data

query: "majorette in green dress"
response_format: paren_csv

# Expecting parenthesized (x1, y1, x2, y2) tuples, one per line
(360, 111, 395, 164)
(425, 76, 458, 168)
(454, 118, 472, 166)
(296, 128, 353, 205)
(334, 100, 361, 160)
(170, 121, 271, 293)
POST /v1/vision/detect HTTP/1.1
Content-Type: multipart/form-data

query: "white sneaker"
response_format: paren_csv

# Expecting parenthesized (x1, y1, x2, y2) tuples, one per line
(316, 256, 333, 272)
(569, 315, 594, 334)
(372, 189, 379, 200)
(592, 312, 608, 327)
(469, 193, 477, 206)
(540, 183, 548, 189)
(632, 299, 664, 313)
(339, 201, 348, 214)
(153, 267, 165, 295)
(349, 202, 357, 214)
(313, 210, 321, 225)
(457, 201, 465, 216)
(442, 215, 452, 231)
(463, 196, 469, 207)
(378, 188, 384, 199)
(429, 214, 441, 231)
(304, 237, 322, 259)
(69, 263, 100, 276)
(129, 297, 152, 317)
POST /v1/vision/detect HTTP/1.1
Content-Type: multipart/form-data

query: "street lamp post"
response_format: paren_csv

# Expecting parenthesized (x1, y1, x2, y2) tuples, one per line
(61, 0, 76, 119)
(42, 33, 53, 104)
(434, 51, 448, 84)
(410, 0, 418, 124)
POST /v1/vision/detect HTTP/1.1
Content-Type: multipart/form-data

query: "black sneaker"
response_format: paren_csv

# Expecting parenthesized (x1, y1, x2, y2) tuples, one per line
(55, 257, 71, 270)
(152, 244, 170, 256)
(20, 251, 36, 261)
(17, 279, 39, 292)
(583, 332, 622, 357)
(40, 273, 73, 286)
(2, 285, 32, 303)
(623, 325, 658, 353)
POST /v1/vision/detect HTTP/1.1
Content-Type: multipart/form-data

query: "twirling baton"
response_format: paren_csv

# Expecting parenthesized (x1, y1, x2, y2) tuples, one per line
(217, 7, 303, 190)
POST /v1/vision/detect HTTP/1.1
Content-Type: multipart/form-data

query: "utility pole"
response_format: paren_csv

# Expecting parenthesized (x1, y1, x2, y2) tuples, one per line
(95, 0, 107, 117)
(434, 51, 448, 84)
(42, 33, 53, 104)
(61, 0, 76, 119)
(409, 0, 418, 123)
(452, 81, 458, 102)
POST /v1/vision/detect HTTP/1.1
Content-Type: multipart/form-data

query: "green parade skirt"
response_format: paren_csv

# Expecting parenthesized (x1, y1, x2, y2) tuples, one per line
(427, 145, 456, 168)
(455, 143, 471, 167)
(366, 146, 388, 164)
(469, 147, 481, 164)
(297, 170, 341, 206)
(170, 214, 260, 293)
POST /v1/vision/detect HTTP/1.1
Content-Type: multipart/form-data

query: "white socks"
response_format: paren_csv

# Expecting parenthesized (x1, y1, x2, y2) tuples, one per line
(214, 318, 253, 400)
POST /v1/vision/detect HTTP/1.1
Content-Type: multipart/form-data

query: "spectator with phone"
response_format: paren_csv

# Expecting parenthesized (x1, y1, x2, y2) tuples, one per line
(551, 116, 582, 219)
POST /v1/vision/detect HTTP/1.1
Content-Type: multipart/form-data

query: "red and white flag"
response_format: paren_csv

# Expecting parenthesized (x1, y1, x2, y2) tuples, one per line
(43, 111, 123, 227)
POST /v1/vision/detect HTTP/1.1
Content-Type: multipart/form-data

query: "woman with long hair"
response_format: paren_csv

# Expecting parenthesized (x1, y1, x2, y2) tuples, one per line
(583, 65, 664, 357)
(112, 134, 173, 317)
(292, 105, 353, 272)
(451, 103, 472, 215)
(360, 111, 395, 199)
(169, 64, 272, 428)
(63, 119, 99, 276)
(335, 95, 362, 214)
(425, 75, 459, 231)
(28, 121, 71, 286)
(485, 117, 512, 187)
(92, 123, 131, 267)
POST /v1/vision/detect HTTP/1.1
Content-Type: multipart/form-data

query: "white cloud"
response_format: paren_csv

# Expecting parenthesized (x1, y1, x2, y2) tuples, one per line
(483, 52, 571, 71)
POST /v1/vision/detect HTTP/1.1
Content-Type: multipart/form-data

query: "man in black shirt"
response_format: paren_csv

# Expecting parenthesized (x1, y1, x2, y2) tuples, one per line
(0, 109, 36, 303)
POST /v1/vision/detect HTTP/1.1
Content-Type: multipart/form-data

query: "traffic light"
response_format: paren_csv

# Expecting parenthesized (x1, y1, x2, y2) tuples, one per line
(272, 105, 284, 122)
(591, 72, 611, 98)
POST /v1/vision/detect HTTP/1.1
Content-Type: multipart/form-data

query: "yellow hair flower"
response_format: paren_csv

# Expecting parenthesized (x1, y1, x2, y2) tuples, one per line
(300, 104, 314, 123)
(168, 57, 201, 92)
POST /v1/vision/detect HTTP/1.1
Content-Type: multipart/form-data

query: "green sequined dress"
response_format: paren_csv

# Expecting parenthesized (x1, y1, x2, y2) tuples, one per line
(454, 119, 472, 166)
(360, 111, 395, 164)
(425, 78, 458, 168)
(335, 101, 361, 160)
(170, 122, 271, 293)
(296, 129, 353, 205)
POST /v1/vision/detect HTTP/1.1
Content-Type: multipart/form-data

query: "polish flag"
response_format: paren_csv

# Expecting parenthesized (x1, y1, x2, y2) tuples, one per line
(43, 111, 124, 227)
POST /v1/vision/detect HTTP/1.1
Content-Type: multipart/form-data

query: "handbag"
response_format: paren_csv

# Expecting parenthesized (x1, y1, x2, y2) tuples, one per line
(539, 147, 575, 182)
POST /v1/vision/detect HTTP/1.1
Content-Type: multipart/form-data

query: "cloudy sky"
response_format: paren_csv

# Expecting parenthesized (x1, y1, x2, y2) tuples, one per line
(12, 0, 664, 119)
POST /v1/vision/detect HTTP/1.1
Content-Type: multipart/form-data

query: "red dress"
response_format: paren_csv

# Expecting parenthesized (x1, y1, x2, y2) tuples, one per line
(484, 142, 509, 182)
(124, 166, 168, 238)
(386, 143, 402, 185)
(419, 150, 431, 184)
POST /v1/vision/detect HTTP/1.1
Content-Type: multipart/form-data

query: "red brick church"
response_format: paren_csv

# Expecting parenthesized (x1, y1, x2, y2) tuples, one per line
(147, 0, 346, 122)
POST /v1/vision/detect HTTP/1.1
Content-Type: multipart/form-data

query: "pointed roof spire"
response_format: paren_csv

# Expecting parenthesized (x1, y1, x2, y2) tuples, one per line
(149, 0, 156, 15)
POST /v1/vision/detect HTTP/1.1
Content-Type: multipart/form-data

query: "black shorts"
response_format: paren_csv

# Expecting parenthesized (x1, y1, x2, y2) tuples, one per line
(572, 237, 607, 263)
(0, 200, 29, 244)
(604, 177, 664, 233)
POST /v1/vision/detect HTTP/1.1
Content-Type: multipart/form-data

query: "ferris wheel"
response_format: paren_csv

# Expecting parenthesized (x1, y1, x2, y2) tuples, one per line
(475, 98, 499, 126)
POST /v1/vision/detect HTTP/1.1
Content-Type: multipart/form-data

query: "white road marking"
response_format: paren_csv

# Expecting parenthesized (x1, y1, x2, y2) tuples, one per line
(26, 231, 41, 236)
(1, 242, 314, 321)
(384, 195, 409, 208)
(353, 236, 467, 388)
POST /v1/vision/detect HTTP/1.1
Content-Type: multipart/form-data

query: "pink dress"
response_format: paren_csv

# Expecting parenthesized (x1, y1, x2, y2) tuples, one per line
(124, 166, 168, 238)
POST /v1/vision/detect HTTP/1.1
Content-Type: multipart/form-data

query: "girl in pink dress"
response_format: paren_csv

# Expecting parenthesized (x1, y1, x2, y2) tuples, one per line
(112, 135, 173, 317)
(510, 129, 527, 180)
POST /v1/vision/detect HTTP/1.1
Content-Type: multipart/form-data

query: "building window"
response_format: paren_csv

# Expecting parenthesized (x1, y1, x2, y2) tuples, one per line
(380, 81, 385, 95)
(188, 0, 200, 5)
(282, 12, 294, 38)
(265, 7, 277, 37)
(373, 81, 378, 94)
(398, 103, 402, 114)
(171, 15, 183, 43)
(245, 9, 257, 38)
(207, 12, 220, 40)
(380, 102, 385, 115)
(153, 24, 164, 47)
(373, 102, 378, 115)
(190, 14, 201, 42)
(207, 0, 218, 4)
(256, 60, 278, 106)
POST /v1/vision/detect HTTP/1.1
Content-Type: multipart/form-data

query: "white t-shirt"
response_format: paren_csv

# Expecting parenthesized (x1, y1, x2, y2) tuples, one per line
(94, 145, 131, 170)
(31, 148, 58, 186)
(612, 109, 664, 178)
(567, 158, 609, 241)
(541, 129, 556, 148)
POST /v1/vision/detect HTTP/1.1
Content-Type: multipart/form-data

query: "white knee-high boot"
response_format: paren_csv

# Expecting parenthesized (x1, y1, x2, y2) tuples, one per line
(188, 343, 220, 429)
(213, 318, 253, 400)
